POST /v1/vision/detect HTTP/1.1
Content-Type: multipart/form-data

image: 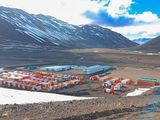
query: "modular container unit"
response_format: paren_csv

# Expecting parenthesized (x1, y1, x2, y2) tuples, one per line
(40, 66, 72, 72)
(83, 65, 103, 75)
(137, 80, 156, 87)
(69, 65, 79, 69)
(28, 66, 37, 70)
(139, 77, 157, 82)
(76, 66, 88, 70)
(102, 66, 112, 71)
(83, 65, 112, 75)
(137, 77, 157, 87)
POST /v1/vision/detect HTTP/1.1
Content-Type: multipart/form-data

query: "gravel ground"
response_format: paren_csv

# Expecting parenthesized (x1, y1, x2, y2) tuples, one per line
(0, 95, 160, 120)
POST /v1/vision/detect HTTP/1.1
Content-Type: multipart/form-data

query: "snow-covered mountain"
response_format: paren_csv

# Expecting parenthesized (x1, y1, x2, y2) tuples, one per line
(133, 38, 151, 44)
(0, 6, 137, 49)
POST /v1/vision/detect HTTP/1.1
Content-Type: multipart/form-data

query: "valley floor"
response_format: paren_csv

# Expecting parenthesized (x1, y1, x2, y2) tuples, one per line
(0, 48, 160, 68)
(0, 48, 160, 120)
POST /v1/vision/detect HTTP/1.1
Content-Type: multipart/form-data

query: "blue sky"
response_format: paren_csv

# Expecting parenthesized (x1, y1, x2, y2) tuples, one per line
(0, 0, 160, 40)
(129, 0, 160, 17)
(83, 10, 136, 27)
(84, 0, 160, 27)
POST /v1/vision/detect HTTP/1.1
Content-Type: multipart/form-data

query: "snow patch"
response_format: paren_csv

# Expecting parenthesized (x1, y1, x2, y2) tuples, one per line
(126, 88, 150, 96)
(0, 87, 93, 105)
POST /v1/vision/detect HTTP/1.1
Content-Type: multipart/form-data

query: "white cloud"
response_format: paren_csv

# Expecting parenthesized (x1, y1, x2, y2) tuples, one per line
(101, 0, 160, 39)
(108, 23, 160, 39)
(0, 0, 101, 25)
(106, 0, 133, 17)
(103, 0, 159, 23)
(130, 12, 159, 23)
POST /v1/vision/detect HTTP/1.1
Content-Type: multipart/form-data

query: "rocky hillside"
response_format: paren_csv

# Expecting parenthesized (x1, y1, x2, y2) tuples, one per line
(0, 6, 137, 50)
(136, 36, 160, 52)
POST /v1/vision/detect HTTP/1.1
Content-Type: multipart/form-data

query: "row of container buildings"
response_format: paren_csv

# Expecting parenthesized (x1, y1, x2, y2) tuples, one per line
(40, 65, 78, 72)
(39, 65, 112, 75)
(90, 75, 132, 94)
(90, 74, 159, 94)
(0, 71, 82, 92)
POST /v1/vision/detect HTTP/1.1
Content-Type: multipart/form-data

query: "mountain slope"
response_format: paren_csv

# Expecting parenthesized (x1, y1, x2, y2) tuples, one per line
(133, 38, 151, 44)
(136, 36, 160, 52)
(0, 6, 137, 49)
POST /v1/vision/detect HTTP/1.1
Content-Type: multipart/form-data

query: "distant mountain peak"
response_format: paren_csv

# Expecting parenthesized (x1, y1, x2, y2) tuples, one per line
(133, 38, 152, 44)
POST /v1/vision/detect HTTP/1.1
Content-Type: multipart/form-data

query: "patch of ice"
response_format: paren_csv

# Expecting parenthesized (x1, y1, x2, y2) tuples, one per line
(133, 51, 143, 54)
(146, 53, 158, 56)
(126, 88, 151, 97)
(0, 87, 93, 105)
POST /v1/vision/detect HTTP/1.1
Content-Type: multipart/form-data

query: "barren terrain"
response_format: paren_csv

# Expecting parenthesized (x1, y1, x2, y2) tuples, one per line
(0, 48, 160, 120)
(0, 95, 160, 120)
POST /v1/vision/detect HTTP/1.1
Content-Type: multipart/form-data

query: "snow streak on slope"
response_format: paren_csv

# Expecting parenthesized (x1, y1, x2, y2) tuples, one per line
(0, 8, 77, 46)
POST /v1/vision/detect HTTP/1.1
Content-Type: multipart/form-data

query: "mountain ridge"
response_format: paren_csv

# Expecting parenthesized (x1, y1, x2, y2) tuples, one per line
(0, 6, 138, 49)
